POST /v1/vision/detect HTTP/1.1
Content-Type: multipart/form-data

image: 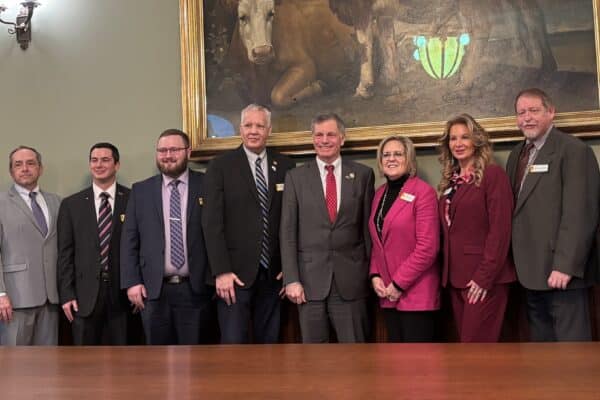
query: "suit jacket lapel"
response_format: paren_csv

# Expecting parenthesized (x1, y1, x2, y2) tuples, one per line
(515, 130, 557, 213)
(82, 187, 100, 247)
(113, 184, 128, 225)
(448, 180, 470, 227)
(266, 149, 277, 210)
(371, 186, 385, 248)
(307, 160, 331, 223)
(338, 162, 352, 221)
(186, 170, 199, 221)
(9, 185, 45, 235)
(235, 146, 260, 204)
(507, 141, 523, 187)
(153, 175, 165, 230)
(381, 177, 415, 243)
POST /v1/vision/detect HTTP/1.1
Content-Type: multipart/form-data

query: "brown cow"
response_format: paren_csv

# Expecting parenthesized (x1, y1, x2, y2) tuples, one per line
(221, 0, 358, 109)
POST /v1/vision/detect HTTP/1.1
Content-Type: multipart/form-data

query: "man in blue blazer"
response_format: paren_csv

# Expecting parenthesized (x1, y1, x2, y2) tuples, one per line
(121, 129, 214, 345)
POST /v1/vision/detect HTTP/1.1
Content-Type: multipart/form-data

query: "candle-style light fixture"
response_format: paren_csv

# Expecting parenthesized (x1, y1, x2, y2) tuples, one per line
(0, 1, 41, 50)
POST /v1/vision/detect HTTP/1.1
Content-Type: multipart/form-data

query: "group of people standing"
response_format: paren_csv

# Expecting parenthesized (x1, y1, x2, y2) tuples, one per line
(0, 87, 598, 346)
(374, 88, 599, 343)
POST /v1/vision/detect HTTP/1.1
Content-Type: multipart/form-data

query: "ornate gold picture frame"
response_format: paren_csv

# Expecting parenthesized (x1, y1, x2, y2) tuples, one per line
(180, 0, 600, 159)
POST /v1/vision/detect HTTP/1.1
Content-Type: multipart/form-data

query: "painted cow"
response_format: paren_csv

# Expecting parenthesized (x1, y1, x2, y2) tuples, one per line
(221, 0, 358, 108)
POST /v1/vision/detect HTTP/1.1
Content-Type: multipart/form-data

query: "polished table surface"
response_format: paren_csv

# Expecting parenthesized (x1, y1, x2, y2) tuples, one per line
(1, 343, 599, 399)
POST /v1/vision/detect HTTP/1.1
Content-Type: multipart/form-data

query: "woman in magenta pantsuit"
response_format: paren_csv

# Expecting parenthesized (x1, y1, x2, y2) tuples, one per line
(438, 114, 517, 342)
(369, 135, 440, 342)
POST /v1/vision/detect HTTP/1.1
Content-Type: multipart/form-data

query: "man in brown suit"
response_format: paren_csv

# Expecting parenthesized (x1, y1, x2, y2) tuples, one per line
(507, 88, 600, 341)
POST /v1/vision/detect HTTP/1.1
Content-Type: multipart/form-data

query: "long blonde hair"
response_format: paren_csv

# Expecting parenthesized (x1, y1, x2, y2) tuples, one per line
(438, 114, 493, 192)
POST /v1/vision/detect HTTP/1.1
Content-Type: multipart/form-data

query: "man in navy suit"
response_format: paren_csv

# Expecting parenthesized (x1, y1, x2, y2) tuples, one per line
(121, 129, 214, 345)
(58, 142, 131, 345)
(203, 104, 295, 343)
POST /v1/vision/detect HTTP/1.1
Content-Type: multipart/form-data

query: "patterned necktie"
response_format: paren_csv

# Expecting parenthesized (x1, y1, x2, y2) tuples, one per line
(98, 192, 113, 272)
(325, 165, 337, 223)
(513, 142, 535, 199)
(29, 191, 48, 237)
(169, 180, 185, 269)
(255, 157, 270, 269)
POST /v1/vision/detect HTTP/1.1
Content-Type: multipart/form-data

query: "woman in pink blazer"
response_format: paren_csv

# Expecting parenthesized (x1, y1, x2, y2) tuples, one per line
(438, 114, 516, 342)
(369, 135, 440, 342)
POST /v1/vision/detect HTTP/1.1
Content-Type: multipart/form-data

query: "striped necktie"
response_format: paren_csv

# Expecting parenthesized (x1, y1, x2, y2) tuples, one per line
(169, 180, 185, 269)
(98, 192, 113, 272)
(255, 157, 270, 269)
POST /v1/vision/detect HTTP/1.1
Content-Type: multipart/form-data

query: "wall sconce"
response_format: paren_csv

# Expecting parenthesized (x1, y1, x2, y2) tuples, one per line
(0, 1, 40, 50)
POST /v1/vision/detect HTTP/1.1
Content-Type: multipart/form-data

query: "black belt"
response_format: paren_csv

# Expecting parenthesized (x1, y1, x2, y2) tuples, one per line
(163, 275, 189, 284)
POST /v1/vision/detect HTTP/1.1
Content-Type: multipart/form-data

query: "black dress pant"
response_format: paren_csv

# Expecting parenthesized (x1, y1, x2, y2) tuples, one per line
(217, 267, 282, 344)
(382, 308, 436, 343)
(72, 280, 127, 345)
(141, 280, 214, 345)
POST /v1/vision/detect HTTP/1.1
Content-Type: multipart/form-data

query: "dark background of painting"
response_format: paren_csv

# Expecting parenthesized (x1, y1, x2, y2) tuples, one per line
(203, 0, 598, 136)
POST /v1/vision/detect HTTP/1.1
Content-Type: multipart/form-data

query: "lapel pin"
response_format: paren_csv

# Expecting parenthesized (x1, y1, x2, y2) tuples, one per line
(345, 172, 355, 180)
(198, 197, 204, 206)
(120, 214, 125, 223)
(271, 165, 277, 172)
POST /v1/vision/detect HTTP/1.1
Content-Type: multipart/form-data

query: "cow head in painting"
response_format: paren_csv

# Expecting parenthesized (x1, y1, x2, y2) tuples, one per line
(230, 0, 277, 65)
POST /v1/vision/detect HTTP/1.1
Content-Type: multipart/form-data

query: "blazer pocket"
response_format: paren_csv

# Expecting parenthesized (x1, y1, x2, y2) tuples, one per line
(3, 263, 27, 273)
(463, 245, 483, 255)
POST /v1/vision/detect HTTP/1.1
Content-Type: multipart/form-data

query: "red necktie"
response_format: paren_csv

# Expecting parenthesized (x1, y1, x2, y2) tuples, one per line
(325, 165, 337, 223)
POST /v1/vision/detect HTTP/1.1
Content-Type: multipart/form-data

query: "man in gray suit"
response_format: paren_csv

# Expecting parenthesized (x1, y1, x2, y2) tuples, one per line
(281, 113, 374, 343)
(507, 88, 600, 341)
(0, 146, 61, 345)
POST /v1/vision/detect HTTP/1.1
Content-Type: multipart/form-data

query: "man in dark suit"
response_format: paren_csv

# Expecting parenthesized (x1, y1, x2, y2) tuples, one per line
(0, 146, 61, 345)
(57, 143, 131, 345)
(281, 113, 374, 343)
(507, 88, 600, 341)
(121, 129, 214, 345)
(202, 104, 295, 343)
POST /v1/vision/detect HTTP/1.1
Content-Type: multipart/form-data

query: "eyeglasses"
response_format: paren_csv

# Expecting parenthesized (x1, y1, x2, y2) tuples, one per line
(382, 151, 405, 159)
(156, 147, 188, 155)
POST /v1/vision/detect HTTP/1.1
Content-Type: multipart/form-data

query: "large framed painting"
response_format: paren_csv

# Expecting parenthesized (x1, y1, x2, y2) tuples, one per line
(180, 0, 600, 159)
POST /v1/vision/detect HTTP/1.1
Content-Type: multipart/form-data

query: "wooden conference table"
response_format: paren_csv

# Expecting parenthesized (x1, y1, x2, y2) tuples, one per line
(1, 343, 599, 399)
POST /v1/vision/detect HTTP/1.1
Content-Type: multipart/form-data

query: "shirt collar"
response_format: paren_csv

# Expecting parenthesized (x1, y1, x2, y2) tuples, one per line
(243, 146, 267, 163)
(92, 181, 117, 200)
(316, 156, 341, 173)
(529, 124, 553, 150)
(162, 169, 189, 188)
(14, 183, 40, 196)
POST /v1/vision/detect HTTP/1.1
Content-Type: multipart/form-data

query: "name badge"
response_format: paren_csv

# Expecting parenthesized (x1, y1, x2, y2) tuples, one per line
(400, 193, 415, 202)
(198, 197, 204, 206)
(276, 183, 285, 192)
(529, 164, 549, 173)
(443, 188, 452, 196)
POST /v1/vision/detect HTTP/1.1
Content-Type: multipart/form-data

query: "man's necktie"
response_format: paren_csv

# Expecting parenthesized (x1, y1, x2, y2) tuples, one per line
(513, 142, 535, 199)
(255, 157, 270, 269)
(29, 191, 48, 237)
(325, 165, 337, 223)
(98, 192, 113, 272)
(170, 180, 185, 269)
